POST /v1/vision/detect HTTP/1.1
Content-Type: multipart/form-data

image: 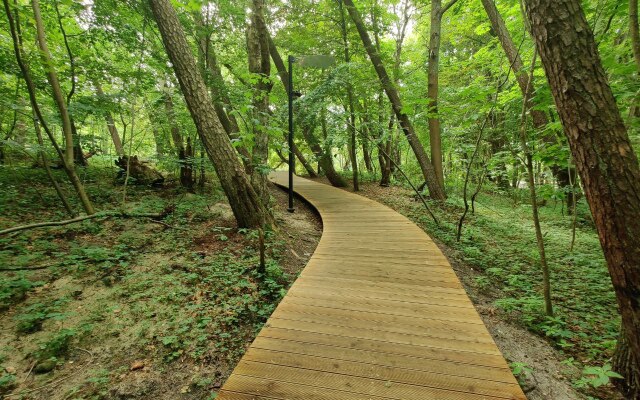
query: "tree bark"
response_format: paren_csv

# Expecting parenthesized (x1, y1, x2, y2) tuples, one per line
(427, 0, 456, 190)
(524, 0, 640, 393)
(343, 0, 445, 200)
(149, 0, 271, 228)
(194, 12, 253, 169)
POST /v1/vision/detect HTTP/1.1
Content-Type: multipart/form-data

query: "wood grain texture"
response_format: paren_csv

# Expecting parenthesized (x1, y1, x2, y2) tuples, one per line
(218, 172, 526, 399)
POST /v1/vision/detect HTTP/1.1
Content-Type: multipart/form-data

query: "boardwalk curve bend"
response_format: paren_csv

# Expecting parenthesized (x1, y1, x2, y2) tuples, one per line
(218, 172, 526, 400)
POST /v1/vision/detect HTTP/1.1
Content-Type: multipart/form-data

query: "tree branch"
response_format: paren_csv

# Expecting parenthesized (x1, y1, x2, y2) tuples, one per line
(0, 208, 174, 236)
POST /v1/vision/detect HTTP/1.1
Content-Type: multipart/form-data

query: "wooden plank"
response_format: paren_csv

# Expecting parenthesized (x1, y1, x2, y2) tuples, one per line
(217, 172, 526, 400)
(258, 326, 510, 369)
(229, 362, 521, 400)
(241, 348, 524, 399)
(250, 336, 514, 382)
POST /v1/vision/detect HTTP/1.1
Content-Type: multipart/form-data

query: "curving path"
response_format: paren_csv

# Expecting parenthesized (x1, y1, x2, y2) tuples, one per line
(218, 172, 526, 400)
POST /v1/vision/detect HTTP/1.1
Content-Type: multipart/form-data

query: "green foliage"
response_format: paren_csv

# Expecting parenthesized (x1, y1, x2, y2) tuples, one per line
(14, 298, 70, 334)
(0, 273, 43, 310)
(574, 364, 623, 389)
(36, 328, 76, 360)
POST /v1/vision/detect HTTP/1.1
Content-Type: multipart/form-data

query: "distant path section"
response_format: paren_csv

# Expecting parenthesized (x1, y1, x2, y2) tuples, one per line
(218, 172, 526, 400)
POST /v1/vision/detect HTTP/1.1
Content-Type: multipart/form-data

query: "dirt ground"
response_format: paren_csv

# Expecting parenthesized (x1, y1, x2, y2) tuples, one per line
(0, 183, 321, 400)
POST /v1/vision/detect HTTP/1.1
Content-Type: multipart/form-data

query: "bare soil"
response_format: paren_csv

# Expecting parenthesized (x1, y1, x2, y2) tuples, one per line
(0, 183, 321, 400)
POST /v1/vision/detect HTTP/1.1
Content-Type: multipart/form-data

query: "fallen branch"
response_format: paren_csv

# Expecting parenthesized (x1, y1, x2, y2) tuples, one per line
(0, 263, 59, 272)
(0, 207, 175, 236)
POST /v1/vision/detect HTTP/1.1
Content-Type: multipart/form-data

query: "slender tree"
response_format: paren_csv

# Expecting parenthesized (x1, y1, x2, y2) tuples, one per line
(4, 0, 94, 215)
(338, 0, 359, 191)
(267, 33, 346, 187)
(481, 0, 576, 210)
(427, 0, 458, 190)
(247, 0, 272, 201)
(524, 0, 640, 394)
(343, 0, 446, 200)
(148, 0, 272, 228)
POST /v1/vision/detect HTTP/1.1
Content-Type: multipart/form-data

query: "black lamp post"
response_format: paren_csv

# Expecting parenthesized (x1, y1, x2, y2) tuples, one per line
(287, 54, 335, 213)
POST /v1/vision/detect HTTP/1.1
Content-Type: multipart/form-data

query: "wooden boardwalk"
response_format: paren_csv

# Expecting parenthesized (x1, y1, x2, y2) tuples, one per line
(218, 172, 526, 400)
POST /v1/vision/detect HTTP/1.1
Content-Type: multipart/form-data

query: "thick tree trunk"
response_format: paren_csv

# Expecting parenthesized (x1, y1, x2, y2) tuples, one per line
(317, 114, 348, 187)
(149, 0, 271, 228)
(194, 12, 253, 169)
(343, 0, 445, 200)
(525, 0, 640, 393)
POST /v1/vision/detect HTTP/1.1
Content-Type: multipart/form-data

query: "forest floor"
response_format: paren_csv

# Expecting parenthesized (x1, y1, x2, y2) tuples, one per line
(0, 163, 321, 400)
(329, 177, 624, 400)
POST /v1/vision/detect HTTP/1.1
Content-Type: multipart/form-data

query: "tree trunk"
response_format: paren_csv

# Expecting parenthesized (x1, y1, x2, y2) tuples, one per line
(149, 0, 271, 228)
(33, 110, 75, 217)
(339, 0, 359, 191)
(163, 92, 193, 190)
(343, 0, 445, 200)
(631, 0, 640, 72)
(481, 0, 576, 196)
(194, 12, 253, 169)
(427, 0, 455, 190)
(317, 113, 348, 187)
(95, 83, 125, 156)
(10, 0, 94, 214)
(267, 32, 341, 186)
(519, 50, 553, 317)
(525, 0, 640, 393)
(31, 0, 74, 167)
(247, 0, 272, 202)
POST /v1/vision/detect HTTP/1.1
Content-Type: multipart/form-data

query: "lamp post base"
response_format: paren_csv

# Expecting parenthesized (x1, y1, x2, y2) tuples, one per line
(287, 207, 295, 213)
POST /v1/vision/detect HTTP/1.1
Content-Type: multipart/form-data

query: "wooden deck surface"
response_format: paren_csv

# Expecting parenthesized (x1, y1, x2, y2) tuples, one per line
(217, 172, 526, 400)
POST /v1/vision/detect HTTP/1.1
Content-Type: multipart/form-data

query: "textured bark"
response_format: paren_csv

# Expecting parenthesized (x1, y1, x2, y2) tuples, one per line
(344, 0, 445, 200)
(95, 83, 125, 156)
(247, 0, 272, 201)
(149, 0, 271, 228)
(426, 0, 456, 190)
(525, 0, 640, 392)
